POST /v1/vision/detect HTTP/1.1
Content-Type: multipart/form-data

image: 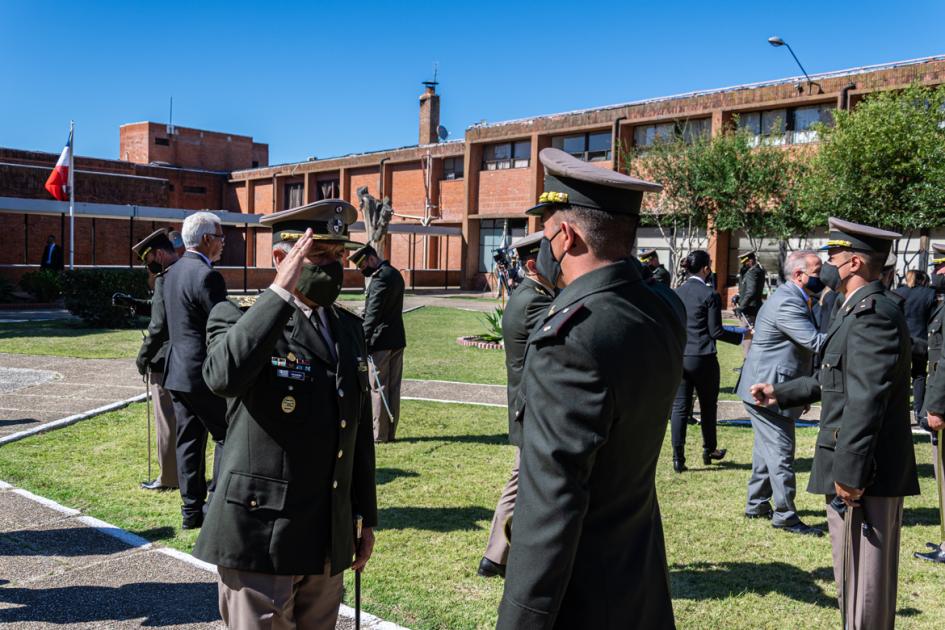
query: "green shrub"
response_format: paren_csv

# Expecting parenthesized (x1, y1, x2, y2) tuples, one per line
(477, 306, 504, 344)
(19, 269, 62, 302)
(0, 277, 15, 303)
(61, 269, 149, 328)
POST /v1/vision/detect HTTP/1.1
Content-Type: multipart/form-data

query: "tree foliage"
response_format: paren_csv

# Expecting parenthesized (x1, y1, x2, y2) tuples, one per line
(802, 83, 945, 233)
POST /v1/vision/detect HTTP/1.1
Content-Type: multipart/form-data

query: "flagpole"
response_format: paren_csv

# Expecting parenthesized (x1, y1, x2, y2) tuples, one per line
(68, 121, 75, 270)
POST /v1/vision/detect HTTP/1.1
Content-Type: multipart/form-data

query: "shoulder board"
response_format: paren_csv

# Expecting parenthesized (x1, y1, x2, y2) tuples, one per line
(229, 295, 258, 311)
(530, 302, 586, 343)
(854, 296, 876, 317)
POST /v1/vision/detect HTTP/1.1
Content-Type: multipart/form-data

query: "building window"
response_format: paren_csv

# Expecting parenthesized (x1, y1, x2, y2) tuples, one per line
(317, 179, 339, 200)
(285, 183, 304, 209)
(551, 131, 612, 162)
(183, 185, 207, 194)
(737, 104, 834, 145)
(478, 218, 527, 272)
(632, 118, 710, 148)
(154, 137, 170, 146)
(482, 140, 531, 170)
(443, 156, 464, 180)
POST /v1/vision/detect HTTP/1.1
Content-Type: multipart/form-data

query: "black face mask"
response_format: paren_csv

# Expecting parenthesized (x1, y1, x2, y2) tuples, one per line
(820, 262, 843, 292)
(739, 264, 749, 275)
(536, 229, 563, 289)
(804, 274, 825, 295)
(147, 261, 163, 275)
(296, 261, 344, 306)
(360, 265, 377, 278)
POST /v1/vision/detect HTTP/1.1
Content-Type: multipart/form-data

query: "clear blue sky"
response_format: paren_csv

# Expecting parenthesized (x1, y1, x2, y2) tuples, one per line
(2, 1, 944, 165)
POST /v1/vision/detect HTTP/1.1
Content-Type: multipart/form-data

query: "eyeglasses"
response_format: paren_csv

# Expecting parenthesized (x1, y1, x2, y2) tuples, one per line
(207, 233, 225, 241)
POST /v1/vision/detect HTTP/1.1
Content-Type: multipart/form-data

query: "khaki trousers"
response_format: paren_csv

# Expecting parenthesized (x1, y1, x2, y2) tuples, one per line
(826, 495, 904, 630)
(149, 371, 179, 488)
(932, 435, 945, 550)
(370, 347, 404, 442)
(217, 562, 342, 630)
(484, 448, 519, 565)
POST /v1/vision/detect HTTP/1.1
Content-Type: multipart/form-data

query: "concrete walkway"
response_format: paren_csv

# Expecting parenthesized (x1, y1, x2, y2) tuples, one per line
(0, 353, 142, 439)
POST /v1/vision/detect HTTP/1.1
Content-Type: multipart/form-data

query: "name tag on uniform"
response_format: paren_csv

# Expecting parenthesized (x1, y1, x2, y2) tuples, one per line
(276, 369, 307, 381)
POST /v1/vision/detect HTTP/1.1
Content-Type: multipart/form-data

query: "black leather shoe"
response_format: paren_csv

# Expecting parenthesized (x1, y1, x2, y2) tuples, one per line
(915, 547, 945, 563)
(673, 460, 687, 473)
(703, 449, 727, 465)
(181, 513, 204, 530)
(774, 521, 824, 537)
(140, 479, 174, 491)
(477, 557, 506, 578)
(926, 542, 942, 551)
(744, 511, 773, 520)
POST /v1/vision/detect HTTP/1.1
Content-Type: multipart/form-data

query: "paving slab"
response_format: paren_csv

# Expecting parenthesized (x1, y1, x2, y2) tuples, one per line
(0, 353, 141, 437)
(0, 490, 75, 532)
(402, 379, 506, 406)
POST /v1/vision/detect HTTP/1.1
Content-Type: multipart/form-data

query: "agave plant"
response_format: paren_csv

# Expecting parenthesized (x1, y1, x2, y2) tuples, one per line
(478, 307, 504, 344)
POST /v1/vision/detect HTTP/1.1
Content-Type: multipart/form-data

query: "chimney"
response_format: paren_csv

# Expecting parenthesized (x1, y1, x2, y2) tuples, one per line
(419, 82, 440, 145)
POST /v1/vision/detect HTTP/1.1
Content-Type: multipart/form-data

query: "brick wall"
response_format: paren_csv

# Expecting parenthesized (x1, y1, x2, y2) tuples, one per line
(389, 162, 425, 215)
(120, 122, 269, 172)
(476, 167, 534, 215)
(347, 167, 380, 204)
(438, 179, 464, 221)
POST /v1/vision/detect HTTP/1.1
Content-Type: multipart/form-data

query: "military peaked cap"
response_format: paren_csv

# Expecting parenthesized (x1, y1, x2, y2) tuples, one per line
(821, 217, 900, 256)
(526, 148, 662, 216)
(930, 243, 945, 266)
(511, 232, 543, 257)
(738, 250, 757, 263)
(349, 244, 378, 266)
(638, 248, 659, 262)
(259, 199, 362, 249)
(132, 228, 174, 261)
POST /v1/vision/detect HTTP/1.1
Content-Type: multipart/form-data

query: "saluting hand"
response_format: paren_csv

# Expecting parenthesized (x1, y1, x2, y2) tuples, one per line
(352, 527, 375, 572)
(272, 228, 314, 294)
(750, 383, 777, 406)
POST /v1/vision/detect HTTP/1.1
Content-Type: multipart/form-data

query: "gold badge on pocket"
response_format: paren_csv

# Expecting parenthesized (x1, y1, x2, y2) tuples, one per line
(281, 396, 296, 413)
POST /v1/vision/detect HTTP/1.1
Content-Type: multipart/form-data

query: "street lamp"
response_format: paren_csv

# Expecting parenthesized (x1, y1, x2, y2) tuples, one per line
(768, 36, 822, 94)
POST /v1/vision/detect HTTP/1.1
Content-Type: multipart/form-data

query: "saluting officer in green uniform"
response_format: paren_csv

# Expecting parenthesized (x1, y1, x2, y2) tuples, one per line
(497, 149, 684, 629)
(479, 231, 554, 579)
(751, 217, 919, 629)
(639, 248, 672, 286)
(915, 242, 945, 564)
(195, 200, 377, 630)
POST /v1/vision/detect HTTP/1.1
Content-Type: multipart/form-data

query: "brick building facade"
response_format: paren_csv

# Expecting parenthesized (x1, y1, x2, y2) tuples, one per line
(2, 54, 945, 293)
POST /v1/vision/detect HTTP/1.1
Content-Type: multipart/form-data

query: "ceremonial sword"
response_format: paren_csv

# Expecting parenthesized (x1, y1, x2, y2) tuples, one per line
(366, 355, 394, 423)
(355, 514, 363, 630)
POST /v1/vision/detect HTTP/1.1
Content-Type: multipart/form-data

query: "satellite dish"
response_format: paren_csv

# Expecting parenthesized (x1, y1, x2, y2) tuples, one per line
(437, 125, 449, 141)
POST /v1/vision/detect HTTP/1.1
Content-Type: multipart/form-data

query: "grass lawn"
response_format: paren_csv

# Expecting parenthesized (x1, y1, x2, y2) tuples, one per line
(403, 307, 506, 385)
(1, 399, 942, 629)
(0, 320, 144, 359)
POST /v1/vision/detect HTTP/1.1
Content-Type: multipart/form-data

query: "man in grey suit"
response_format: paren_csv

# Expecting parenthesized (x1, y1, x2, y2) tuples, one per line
(737, 250, 826, 536)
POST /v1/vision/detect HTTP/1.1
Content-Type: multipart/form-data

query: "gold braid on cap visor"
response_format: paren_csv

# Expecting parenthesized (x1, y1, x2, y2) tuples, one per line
(538, 191, 569, 204)
(825, 239, 854, 248)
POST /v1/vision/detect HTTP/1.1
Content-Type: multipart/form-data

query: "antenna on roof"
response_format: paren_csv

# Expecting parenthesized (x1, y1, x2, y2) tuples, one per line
(422, 62, 439, 90)
(167, 96, 175, 136)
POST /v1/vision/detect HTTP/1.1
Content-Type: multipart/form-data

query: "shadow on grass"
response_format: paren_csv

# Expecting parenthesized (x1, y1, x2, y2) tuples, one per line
(377, 468, 420, 486)
(131, 526, 177, 542)
(378, 506, 493, 532)
(396, 433, 508, 445)
(670, 561, 836, 608)
(903, 507, 942, 527)
(0, 320, 147, 338)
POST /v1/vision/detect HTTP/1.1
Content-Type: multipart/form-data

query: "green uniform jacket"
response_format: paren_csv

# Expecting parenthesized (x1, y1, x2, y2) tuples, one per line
(498, 260, 684, 630)
(738, 264, 766, 317)
(194, 290, 378, 576)
(651, 264, 672, 287)
(502, 277, 554, 447)
(921, 301, 945, 416)
(363, 261, 406, 352)
(774, 281, 919, 497)
(135, 274, 168, 375)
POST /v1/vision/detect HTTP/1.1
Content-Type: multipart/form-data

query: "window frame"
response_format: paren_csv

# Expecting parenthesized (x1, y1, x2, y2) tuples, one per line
(442, 156, 464, 180)
(551, 131, 613, 162)
(482, 140, 532, 170)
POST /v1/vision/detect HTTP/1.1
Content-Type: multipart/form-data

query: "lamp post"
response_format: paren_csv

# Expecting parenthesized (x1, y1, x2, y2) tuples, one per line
(768, 36, 822, 94)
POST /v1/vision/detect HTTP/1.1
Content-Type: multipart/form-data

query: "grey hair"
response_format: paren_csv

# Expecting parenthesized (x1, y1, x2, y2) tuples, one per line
(784, 249, 819, 277)
(181, 212, 221, 248)
(272, 241, 292, 257)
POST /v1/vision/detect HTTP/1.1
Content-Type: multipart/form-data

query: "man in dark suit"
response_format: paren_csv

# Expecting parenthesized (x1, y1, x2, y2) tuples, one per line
(895, 268, 936, 419)
(40, 234, 63, 271)
(162, 211, 229, 529)
(479, 231, 553, 579)
(196, 200, 376, 629)
(497, 148, 683, 629)
(752, 218, 919, 628)
(639, 248, 672, 286)
(132, 228, 180, 492)
(350, 244, 406, 442)
(735, 250, 766, 354)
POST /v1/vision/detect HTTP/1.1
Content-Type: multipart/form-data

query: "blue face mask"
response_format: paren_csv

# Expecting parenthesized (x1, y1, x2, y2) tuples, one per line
(805, 274, 825, 295)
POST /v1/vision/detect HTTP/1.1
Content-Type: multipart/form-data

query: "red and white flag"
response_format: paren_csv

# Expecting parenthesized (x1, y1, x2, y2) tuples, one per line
(44, 130, 73, 201)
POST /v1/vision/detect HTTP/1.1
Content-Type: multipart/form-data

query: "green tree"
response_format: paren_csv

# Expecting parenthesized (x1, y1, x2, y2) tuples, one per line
(803, 83, 945, 269)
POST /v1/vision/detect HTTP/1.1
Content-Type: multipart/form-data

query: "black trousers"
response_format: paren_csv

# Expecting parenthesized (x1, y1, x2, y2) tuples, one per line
(670, 353, 720, 460)
(911, 349, 928, 417)
(168, 388, 227, 518)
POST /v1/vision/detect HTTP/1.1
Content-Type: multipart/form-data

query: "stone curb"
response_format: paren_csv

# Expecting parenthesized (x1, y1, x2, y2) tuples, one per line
(0, 479, 410, 630)
(455, 336, 503, 350)
(0, 392, 148, 447)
